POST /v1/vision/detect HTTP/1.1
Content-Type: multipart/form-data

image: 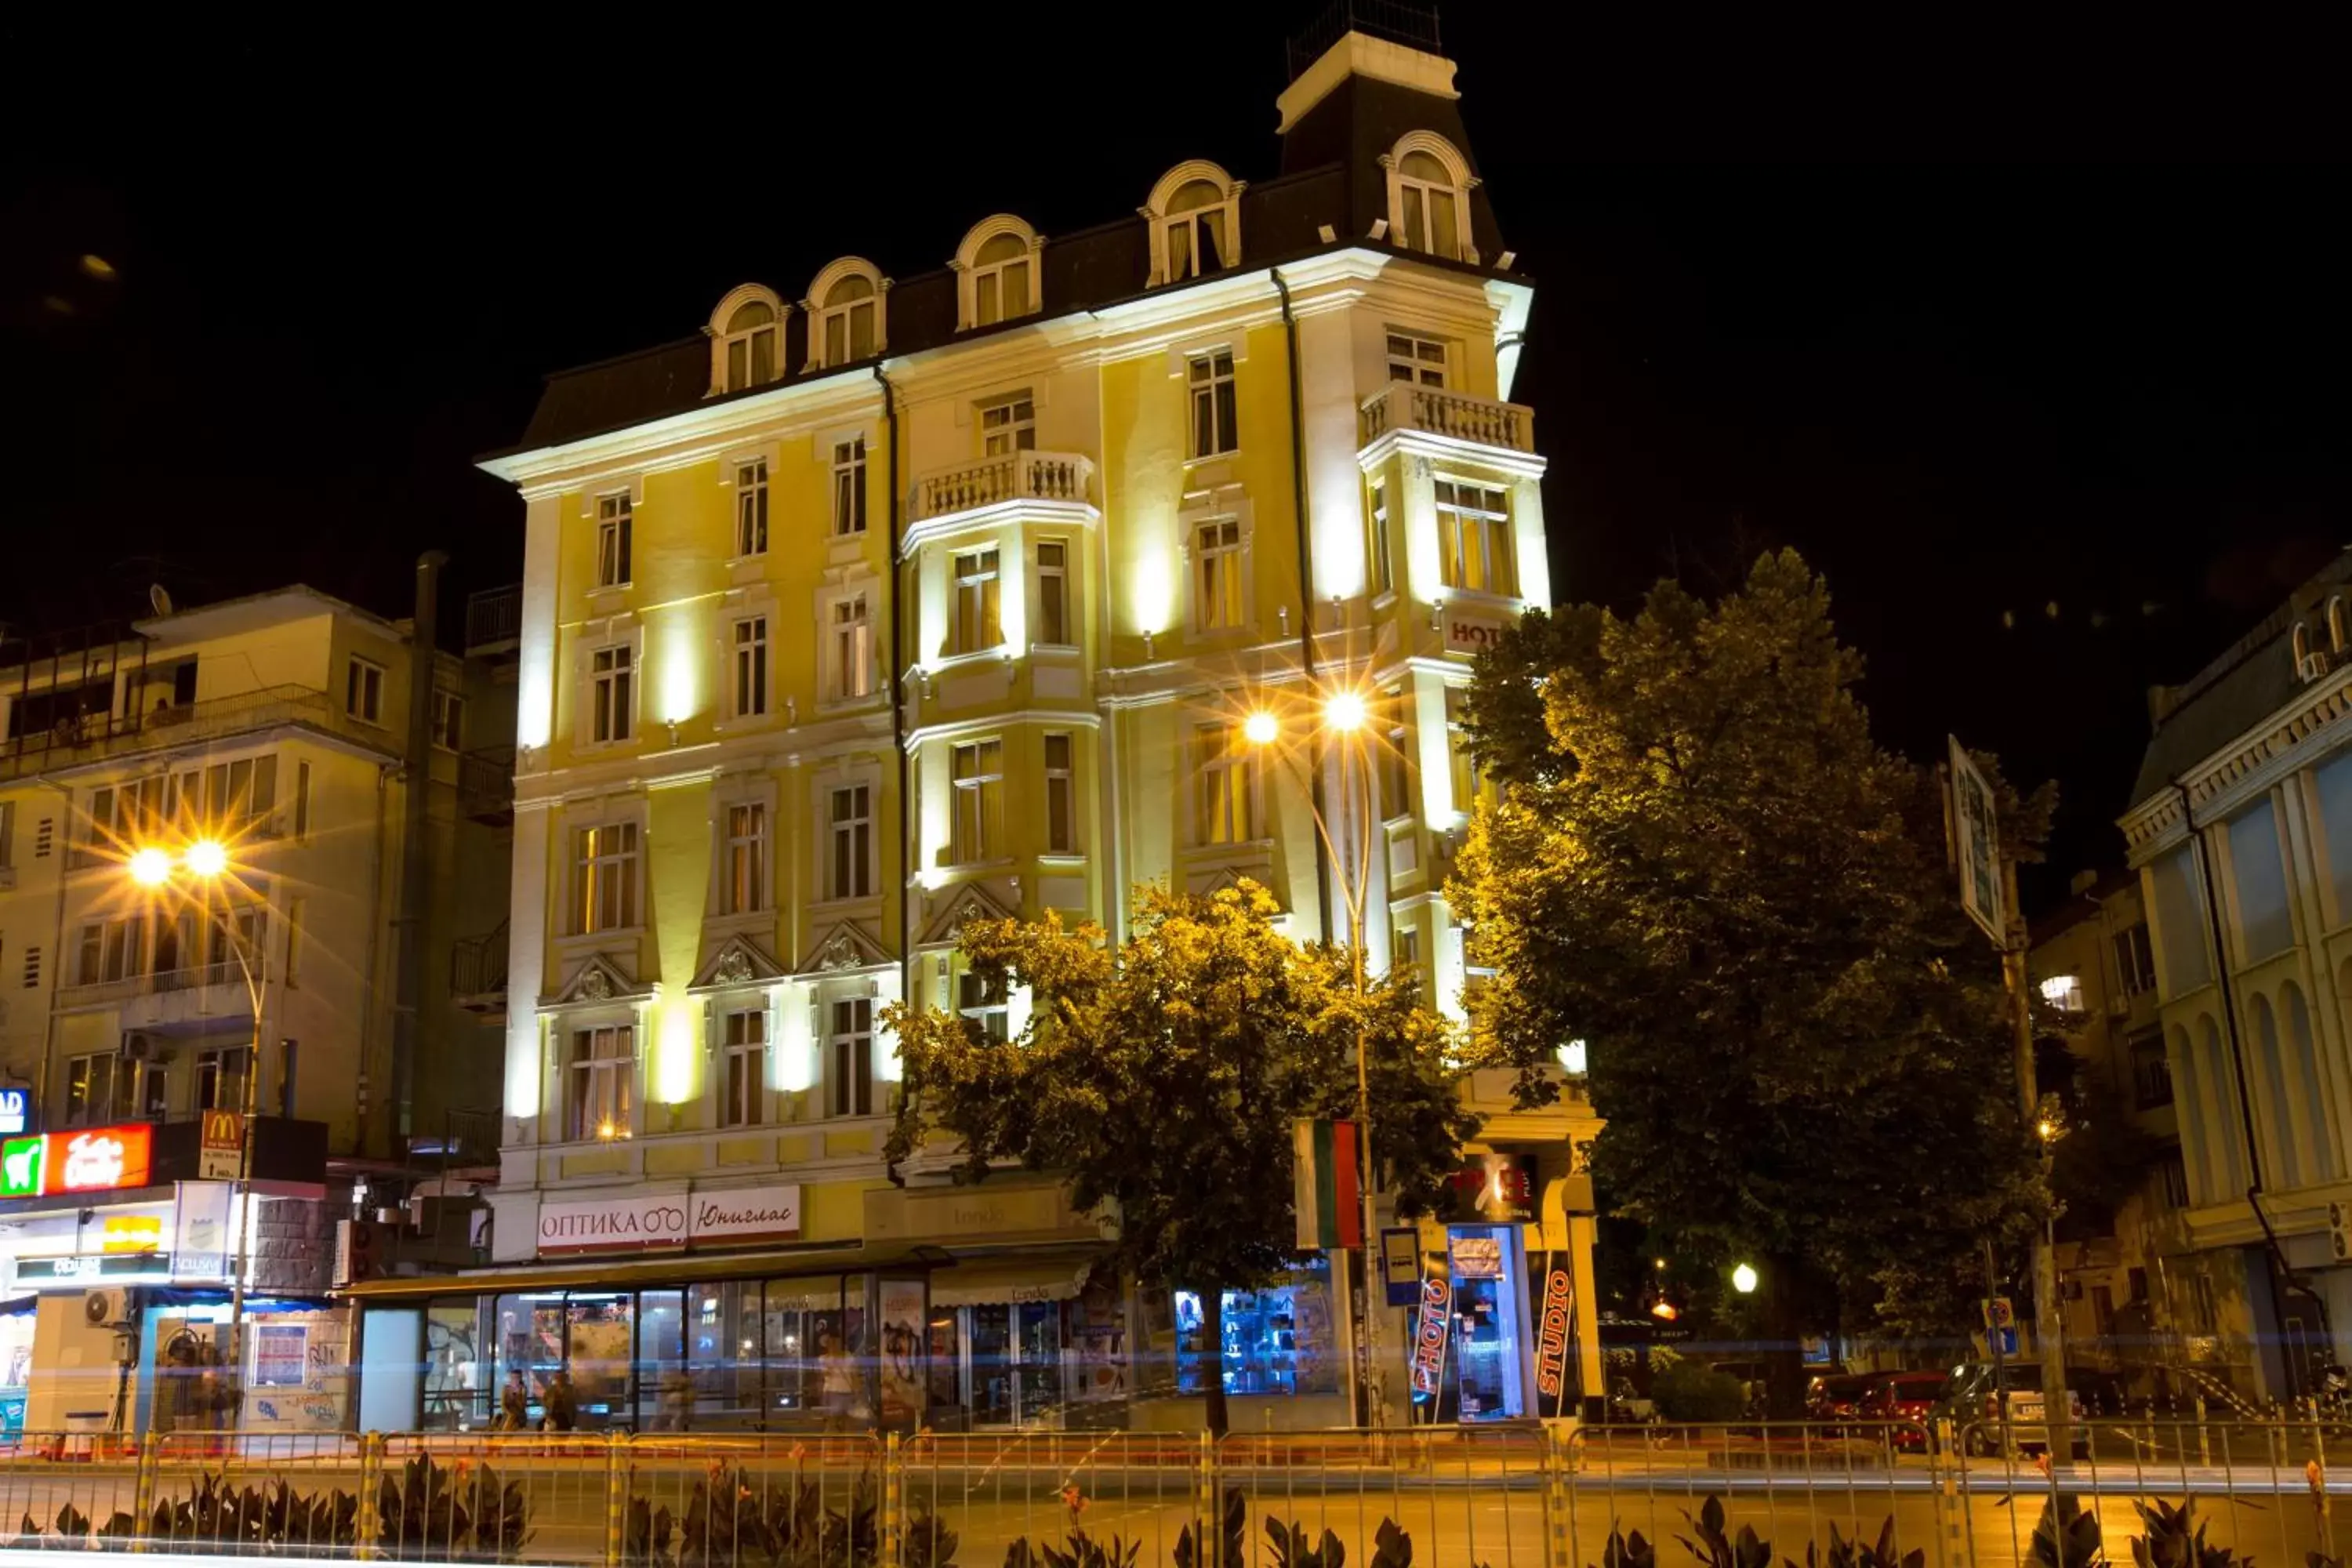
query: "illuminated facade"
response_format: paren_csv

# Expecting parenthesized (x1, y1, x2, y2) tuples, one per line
(420, 19, 1602, 1430)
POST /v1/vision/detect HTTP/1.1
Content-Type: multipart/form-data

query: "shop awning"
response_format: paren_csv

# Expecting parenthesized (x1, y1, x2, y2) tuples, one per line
(929, 1250, 1102, 1308)
(337, 1243, 949, 1303)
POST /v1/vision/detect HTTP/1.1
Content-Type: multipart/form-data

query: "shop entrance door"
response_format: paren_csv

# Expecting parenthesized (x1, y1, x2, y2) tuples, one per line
(964, 1303, 1064, 1427)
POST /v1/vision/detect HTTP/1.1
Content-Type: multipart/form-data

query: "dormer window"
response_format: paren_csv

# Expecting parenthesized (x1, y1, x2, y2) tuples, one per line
(804, 259, 886, 371)
(706, 285, 787, 395)
(1144, 162, 1243, 285)
(956, 216, 1044, 330)
(1384, 133, 1478, 264)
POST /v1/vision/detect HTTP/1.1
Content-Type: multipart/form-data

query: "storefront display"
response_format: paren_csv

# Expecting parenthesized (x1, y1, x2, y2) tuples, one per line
(1174, 1258, 1338, 1398)
(1446, 1224, 1531, 1423)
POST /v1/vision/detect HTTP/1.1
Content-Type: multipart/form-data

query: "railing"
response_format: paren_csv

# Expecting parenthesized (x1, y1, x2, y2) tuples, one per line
(909, 450, 1094, 524)
(1287, 0, 1441, 78)
(3, 1417, 2350, 1567)
(55, 960, 242, 1009)
(459, 746, 517, 820)
(1358, 380, 1536, 453)
(451, 919, 510, 1000)
(0, 683, 391, 783)
(466, 584, 524, 651)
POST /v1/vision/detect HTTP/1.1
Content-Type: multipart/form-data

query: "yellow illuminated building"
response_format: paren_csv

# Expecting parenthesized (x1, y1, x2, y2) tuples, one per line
(430, 17, 1602, 1431)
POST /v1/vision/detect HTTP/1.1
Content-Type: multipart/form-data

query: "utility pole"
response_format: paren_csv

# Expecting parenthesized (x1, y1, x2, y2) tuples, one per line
(2001, 855, 2072, 1465)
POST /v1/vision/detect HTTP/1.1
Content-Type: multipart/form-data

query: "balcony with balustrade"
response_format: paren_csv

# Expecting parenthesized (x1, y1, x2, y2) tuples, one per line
(905, 450, 1097, 543)
(1357, 381, 1537, 460)
(0, 682, 400, 783)
(451, 920, 509, 1022)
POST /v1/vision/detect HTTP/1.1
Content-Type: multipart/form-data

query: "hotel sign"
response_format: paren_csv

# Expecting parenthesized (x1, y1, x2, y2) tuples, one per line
(1446, 610, 1512, 655)
(1, 1125, 154, 1199)
(538, 1183, 801, 1256)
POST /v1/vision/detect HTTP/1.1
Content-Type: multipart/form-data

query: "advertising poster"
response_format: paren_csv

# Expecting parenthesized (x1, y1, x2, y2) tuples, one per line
(253, 1323, 308, 1388)
(877, 1278, 927, 1427)
(174, 1181, 235, 1280)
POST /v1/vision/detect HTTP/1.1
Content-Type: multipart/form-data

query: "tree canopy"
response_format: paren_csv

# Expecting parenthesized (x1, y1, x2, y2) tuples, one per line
(1450, 550, 2045, 1391)
(882, 880, 1476, 1432)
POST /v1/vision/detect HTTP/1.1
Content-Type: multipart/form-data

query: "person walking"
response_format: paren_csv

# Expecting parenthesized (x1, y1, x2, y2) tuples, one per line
(543, 1369, 578, 1432)
(818, 1333, 856, 1432)
(497, 1370, 529, 1432)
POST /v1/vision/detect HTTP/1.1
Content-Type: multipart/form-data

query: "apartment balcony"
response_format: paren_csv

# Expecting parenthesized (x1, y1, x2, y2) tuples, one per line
(465, 584, 522, 656)
(907, 450, 1095, 532)
(457, 746, 515, 826)
(451, 920, 509, 1022)
(1357, 381, 1537, 456)
(0, 683, 396, 783)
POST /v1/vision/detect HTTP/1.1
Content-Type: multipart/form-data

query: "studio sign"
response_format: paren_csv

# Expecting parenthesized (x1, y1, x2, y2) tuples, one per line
(539, 1183, 802, 1255)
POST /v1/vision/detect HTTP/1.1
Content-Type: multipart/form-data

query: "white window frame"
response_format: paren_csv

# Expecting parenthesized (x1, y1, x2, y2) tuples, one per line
(805, 259, 885, 370)
(720, 800, 768, 916)
(566, 1024, 635, 1142)
(832, 437, 867, 535)
(957, 968, 1010, 1044)
(430, 689, 465, 752)
(1194, 722, 1261, 846)
(588, 641, 637, 745)
(953, 547, 1004, 653)
(720, 1008, 768, 1127)
(1035, 540, 1072, 647)
(596, 493, 633, 588)
(828, 590, 875, 702)
(827, 782, 874, 901)
(825, 995, 875, 1118)
(1434, 478, 1515, 597)
(1144, 161, 1243, 286)
(979, 394, 1036, 457)
(1385, 329, 1450, 387)
(1192, 517, 1244, 632)
(345, 657, 384, 724)
(731, 615, 769, 720)
(1385, 133, 1477, 263)
(707, 285, 786, 395)
(573, 820, 641, 935)
(1188, 350, 1238, 459)
(950, 739, 1004, 864)
(957, 216, 1042, 330)
(1044, 732, 1076, 854)
(735, 459, 770, 557)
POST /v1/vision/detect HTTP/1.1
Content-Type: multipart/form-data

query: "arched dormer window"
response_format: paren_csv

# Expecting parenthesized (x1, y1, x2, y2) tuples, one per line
(804, 259, 888, 371)
(1382, 132, 1479, 264)
(708, 284, 787, 395)
(1143, 161, 1243, 285)
(955, 216, 1044, 330)
(2294, 621, 2316, 676)
(2330, 595, 2347, 653)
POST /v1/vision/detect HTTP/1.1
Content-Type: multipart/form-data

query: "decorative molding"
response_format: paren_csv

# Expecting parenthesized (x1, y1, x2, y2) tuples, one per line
(803, 920, 891, 975)
(690, 934, 786, 993)
(543, 952, 650, 1008)
(920, 882, 1018, 946)
(2122, 664, 2352, 862)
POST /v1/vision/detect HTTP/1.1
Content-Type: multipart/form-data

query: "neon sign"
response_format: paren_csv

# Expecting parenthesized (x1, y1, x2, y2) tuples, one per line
(1409, 1275, 1451, 1398)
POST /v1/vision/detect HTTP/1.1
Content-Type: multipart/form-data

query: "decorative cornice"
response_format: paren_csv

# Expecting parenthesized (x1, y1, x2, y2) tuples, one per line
(2122, 663, 2352, 861)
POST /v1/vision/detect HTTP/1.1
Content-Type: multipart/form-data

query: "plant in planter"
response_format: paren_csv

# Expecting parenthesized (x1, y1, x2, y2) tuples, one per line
(378, 1453, 533, 1562)
(1784, 1518, 1921, 1568)
(1593, 1521, 1658, 1568)
(2132, 1499, 2245, 1568)
(1677, 1496, 1772, 1568)
(1004, 1490, 1140, 1568)
(2028, 1496, 2105, 1568)
(1264, 1517, 1348, 1568)
(1175, 1490, 1247, 1568)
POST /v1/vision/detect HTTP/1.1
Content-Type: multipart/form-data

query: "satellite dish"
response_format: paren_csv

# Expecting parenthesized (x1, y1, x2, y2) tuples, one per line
(149, 584, 174, 617)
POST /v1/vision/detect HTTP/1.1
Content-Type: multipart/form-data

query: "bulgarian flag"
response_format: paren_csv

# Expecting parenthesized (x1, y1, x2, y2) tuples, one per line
(1294, 1119, 1363, 1251)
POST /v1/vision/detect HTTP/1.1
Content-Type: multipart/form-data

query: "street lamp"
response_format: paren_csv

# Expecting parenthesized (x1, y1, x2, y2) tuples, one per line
(1247, 686, 1389, 1428)
(125, 837, 265, 1428)
(1732, 1262, 1759, 1295)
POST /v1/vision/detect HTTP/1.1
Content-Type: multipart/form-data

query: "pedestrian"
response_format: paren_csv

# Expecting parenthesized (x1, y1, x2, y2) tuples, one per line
(818, 1333, 856, 1432)
(653, 1367, 691, 1432)
(543, 1369, 578, 1433)
(498, 1370, 529, 1432)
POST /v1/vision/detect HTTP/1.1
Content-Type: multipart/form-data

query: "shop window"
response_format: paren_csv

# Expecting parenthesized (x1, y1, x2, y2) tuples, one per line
(1174, 1257, 1338, 1397)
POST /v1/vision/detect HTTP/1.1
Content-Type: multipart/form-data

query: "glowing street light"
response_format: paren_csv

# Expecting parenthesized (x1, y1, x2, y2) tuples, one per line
(128, 847, 175, 887)
(1732, 1262, 1760, 1295)
(1243, 711, 1279, 747)
(1323, 690, 1367, 733)
(185, 838, 230, 879)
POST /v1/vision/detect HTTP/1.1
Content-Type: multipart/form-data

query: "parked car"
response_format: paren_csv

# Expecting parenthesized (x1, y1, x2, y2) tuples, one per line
(1860, 1370, 1951, 1448)
(1940, 1362, 2088, 1456)
(1806, 1372, 1878, 1425)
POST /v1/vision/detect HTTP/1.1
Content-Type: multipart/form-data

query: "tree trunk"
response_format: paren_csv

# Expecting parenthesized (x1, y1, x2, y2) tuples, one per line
(1202, 1287, 1229, 1437)
(1762, 1254, 1808, 1420)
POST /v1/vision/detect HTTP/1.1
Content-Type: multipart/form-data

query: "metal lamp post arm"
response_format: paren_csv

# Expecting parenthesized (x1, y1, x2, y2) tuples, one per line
(222, 920, 265, 1420)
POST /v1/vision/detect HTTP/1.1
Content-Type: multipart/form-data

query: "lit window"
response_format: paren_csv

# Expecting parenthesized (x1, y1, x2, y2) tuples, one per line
(970, 233, 1033, 327)
(980, 394, 1035, 457)
(720, 1010, 766, 1128)
(1367, 478, 1392, 596)
(833, 438, 867, 535)
(731, 617, 768, 719)
(826, 996, 874, 1118)
(1435, 480, 1514, 596)
(597, 493, 633, 587)
(566, 1025, 633, 1142)
(1036, 541, 1070, 646)
(832, 594, 873, 701)
(1391, 141, 1469, 260)
(1189, 350, 1237, 458)
(953, 549, 1003, 652)
(1195, 723, 1260, 845)
(1044, 732, 1075, 853)
(735, 461, 769, 557)
(2039, 975, 2087, 1014)
(811, 267, 882, 368)
(590, 644, 634, 743)
(829, 784, 873, 900)
(1385, 330, 1449, 387)
(951, 739, 1004, 863)
(1193, 518, 1243, 631)
(722, 300, 779, 391)
(722, 802, 767, 916)
(575, 822, 640, 933)
(431, 690, 465, 752)
(345, 658, 384, 724)
(958, 969, 1010, 1044)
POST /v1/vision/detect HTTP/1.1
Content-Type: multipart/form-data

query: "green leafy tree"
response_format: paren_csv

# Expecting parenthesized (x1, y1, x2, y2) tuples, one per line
(883, 881, 1476, 1433)
(1450, 550, 2043, 1410)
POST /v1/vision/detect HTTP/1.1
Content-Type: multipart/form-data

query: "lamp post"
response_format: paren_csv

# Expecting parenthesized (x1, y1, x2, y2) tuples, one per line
(1248, 690, 1388, 1428)
(130, 837, 264, 1427)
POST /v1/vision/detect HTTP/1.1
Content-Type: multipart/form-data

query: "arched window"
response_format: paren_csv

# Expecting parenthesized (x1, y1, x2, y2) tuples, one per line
(2251, 993, 2303, 1189)
(2284, 983, 2336, 1181)
(2295, 622, 2315, 673)
(955, 216, 1043, 331)
(1385, 133, 1478, 263)
(804, 260, 887, 371)
(2330, 596, 2347, 653)
(707, 285, 787, 396)
(1144, 162, 1243, 285)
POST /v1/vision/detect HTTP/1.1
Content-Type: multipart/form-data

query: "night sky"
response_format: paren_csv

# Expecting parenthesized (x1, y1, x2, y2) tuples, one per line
(3, 8, 2343, 907)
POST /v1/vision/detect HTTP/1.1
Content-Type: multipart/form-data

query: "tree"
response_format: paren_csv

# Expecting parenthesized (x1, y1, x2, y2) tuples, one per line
(882, 880, 1476, 1434)
(1450, 550, 2044, 1412)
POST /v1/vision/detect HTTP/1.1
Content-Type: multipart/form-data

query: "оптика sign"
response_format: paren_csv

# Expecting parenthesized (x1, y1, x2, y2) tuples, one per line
(537, 1183, 802, 1255)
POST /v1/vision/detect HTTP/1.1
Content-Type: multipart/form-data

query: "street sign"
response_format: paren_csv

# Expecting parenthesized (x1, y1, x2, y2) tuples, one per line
(1982, 1296, 2015, 1330)
(1380, 1227, 1421, 1307)
(0, 1087, 29, 1136)
(1947, 738, 2005, 945)
(199, 1110, 244, 1181)
(1994, 1327, 2020, 1357)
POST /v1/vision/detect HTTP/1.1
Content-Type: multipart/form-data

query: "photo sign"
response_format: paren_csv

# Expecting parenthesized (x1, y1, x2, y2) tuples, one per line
(539, 1184, 801, 1255)
(1409, 1275, 1452, 1398)
(1947, 737, 2004, 946)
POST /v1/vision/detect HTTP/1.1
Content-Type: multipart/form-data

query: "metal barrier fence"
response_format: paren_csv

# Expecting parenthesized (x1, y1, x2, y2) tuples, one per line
(0, 1419, 2348, 1567)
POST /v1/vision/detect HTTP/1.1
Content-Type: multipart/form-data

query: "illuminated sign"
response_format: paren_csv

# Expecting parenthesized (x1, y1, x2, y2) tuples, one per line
(199, 1111, 243, 1181)
(16, 1253, 174, 1283)
(0, 1137, 43, 1200)
(1410, 1276, 1452, 1398)
(101, 1216, 164, 1254)
(1535, 1269, 1575, 1402)
(0, 1088, 28, 1136)
(0, 1126, 154, 1199)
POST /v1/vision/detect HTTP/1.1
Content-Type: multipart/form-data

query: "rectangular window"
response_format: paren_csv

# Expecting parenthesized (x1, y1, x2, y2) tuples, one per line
(590, 644, 634, 743)
(833, 595, 873, 701)
(285, 897, 303, 989)
(1044, 733, 1075, 854)
(2132, 1036, 2176, 1109)
(826, 997, 874, 1119)
(953, 549, 1003, 652)
(721, 1010, 767, 1128)
(294, 760, 311, 840)
(431, 690, 465, 752)
(1188, 350, 1238, 458)
(140, 1062, 167, 1120)
(731, 617, 768, 719)
(2114, 923, 2156, 997)
(197, 1045, 251, 1113)
(65, 1051, 116, 1127)
(722, 803, 768, 916)
(78, 915, 146, 985)
(2229, 799, 2293, 962)
(1381, 713, 1412, 821)
(597, 493, 633, 587)
(575, 822, 641, 934)
(829, 784, 873, 900)
(346, 658, 384, 724)
(2158, 1147, 2194, 1211)
(1446, 686, 1488, 811)
(951, 739, 1004, 863)
(1385, 330, 1450, 387)
(1368, 479, 1393, 596)
(974, 252, 1031, 327)
(735, 461, 769, 557)
(980, 396, 1036, 457)
(958, 969, 1010, 1044)
(566, 1025, 634, 1142)
(1165, 201, 1229, 279)
(1434, 479, 1515, 596)
(1194, 723, 1259, 845)
(1193, 518, 1243, 631)
(833, 439, 867, 535)
(1036, 542, 1069, 646)
(1392, 925, 1421, 973)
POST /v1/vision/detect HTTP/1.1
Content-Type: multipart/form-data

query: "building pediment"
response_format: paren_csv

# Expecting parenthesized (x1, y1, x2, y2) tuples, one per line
(802, 921, 891, 975)
(542, 953, 650, 1008)
(691, 935, 788, 992)
(919, 884, 1018, 947)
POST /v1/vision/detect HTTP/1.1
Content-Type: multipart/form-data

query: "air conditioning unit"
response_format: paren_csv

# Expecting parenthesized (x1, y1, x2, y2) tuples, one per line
(2301, 651, 2333, 682)
(84, 1290, 125, 1327)
(120, 1032, 158, 1062)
